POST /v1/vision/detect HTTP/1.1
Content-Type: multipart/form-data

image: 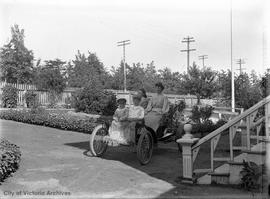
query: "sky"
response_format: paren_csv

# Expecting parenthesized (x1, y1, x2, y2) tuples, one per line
(0, 0, 269, 75)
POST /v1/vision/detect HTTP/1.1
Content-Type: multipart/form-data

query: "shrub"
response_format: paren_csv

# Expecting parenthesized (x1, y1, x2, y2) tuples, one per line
(1, 85, 18, 108)
(0, 138, 21, 182)
(214, 119, 227, 129)
(24, 90, 38, 108)
(190, 105, 201, 123)
(0, 109, 96, 134)
(190, 105, 217, 137)
(191, 119, 227, 137)
(191, 105, 214, 123)
(160, 101, 187, 139)
(240, 160, 265, 191)
(200, 105, 214, 122)
(72, 85, 117, 116)
(64, 96, 73, 109)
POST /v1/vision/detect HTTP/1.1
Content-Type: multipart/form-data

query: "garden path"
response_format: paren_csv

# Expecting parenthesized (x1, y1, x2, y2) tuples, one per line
(0, 119, 258, 198)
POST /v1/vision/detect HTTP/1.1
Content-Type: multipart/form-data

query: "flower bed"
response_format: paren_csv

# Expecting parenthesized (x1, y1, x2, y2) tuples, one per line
(0, 138, 21, 182)
(0, 109, 97, 134)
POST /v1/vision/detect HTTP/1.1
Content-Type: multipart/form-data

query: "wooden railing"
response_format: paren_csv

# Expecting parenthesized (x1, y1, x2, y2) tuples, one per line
(177, 95, 270, 183)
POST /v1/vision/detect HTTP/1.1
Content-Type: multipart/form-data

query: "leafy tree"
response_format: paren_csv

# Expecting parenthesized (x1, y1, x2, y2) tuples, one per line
(72, 80, 117, 115)
(127, 62, 145, 90)
(0, 24, 34, 83)
(34, 59, 66, 106)
(217, 70, 263, 109)
(260, 70, 270, 97)
(143, 61, 159, 92)
(158, 67, 182, 94)
(34, 59, 66, 93)
(67, 51, 108, 88)
(216, 70, 232, 99)
(181, 62, 218, 104)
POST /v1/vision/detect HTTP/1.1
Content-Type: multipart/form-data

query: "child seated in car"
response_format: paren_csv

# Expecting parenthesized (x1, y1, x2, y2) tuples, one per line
(109, 95, 145, 145)
(123, 95, 145, 143)
(109, 98, 129, 143)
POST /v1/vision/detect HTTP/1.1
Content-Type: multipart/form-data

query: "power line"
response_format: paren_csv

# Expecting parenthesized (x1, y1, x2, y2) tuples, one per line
(198, 55, 208, 67)
(117, 40, 130, 92)
(181, 36, 196, 71)
(236, 58, 246, 74)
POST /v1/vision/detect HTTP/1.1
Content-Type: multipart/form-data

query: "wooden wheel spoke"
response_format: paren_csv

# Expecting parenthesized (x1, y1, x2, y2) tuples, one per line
(137, 130, 153, 165)
(90, 126, 108, 157)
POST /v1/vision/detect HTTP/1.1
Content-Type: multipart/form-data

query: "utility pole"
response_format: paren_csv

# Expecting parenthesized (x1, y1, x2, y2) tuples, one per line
(236, 58, 246, 74)
(230, 0, 235, 112)
(117, 40, 130, 92)
(181, 36, 196, 71)
(198, 55, 208, 67)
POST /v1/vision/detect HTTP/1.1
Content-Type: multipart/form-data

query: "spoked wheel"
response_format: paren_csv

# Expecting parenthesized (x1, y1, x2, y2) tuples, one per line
(89, 124, 108, 157)
(137, 129, 154, 165)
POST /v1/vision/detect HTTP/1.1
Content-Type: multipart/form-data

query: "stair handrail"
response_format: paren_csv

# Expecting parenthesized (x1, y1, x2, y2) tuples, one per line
(192, 95, 270, 150)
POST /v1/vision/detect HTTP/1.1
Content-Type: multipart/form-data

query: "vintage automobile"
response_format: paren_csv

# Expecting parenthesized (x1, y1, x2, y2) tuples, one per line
(89, 103, 185, 165)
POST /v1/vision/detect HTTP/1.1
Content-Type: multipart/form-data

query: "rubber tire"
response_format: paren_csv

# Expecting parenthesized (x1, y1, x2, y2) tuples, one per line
(137, 129, 154, 165)
(89, 124, 108, 157)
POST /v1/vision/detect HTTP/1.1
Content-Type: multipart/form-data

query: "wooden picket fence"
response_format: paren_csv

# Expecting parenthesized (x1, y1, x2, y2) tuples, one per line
(0, 82, 77, 106)
(0, 82, 226, 108)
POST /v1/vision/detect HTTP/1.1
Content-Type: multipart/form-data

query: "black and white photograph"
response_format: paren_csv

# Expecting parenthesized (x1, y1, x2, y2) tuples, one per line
(0, 0, 269, 198)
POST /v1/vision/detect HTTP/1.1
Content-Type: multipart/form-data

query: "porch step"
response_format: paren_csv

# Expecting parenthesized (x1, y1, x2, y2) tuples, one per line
(213, 157, 230, 162)
(250, 135, 266, 140)
(209, 172, 230, 185)
(193, 168, 212, 174)
(242, 149, 266, 155)
(259, 137, 270, 143)
(228, 161, 245, 184)
(242, 149, 266, 165)
(232, 146, 246, 151)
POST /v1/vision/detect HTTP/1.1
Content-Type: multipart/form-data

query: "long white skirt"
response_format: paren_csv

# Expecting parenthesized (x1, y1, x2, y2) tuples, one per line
(144, 111, 163, 132)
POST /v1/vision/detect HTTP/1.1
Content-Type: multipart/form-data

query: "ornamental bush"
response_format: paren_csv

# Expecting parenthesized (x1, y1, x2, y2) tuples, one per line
(0, 138, 21, 182)
(1, 85, 18, 108)
(190, 105, 227, 137)
(24, 90, 38, 108)
(72, 84, 117, 116)
(191, 119, 227, 137)
(190, 105, 214, 123)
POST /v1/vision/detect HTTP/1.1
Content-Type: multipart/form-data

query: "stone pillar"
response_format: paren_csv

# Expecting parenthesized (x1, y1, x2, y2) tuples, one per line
(177, 123, 199, 184)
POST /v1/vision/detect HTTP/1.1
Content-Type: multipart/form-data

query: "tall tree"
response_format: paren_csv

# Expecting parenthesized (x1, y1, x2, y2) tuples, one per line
(216, 70, 232, 99)
(260, 71, 270, 97)
(234, 72, 262, 109)
(109, 62, 127, 90)
(142, 61, 159, 92)
(0, 24, 34, 83)
(34, 59, 66, 94)
(67, 51, 108, 88)
(127, 62, 145, 91)
(182, 62, 218, 104)
(34, 59, 66, 106)
(158, 67, 182, 94)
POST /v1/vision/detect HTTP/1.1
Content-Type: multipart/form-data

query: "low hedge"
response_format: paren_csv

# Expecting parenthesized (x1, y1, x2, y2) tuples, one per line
(191, 119, 227, 137)
(0, 109, 96, 134)
(0, 138, 21, 182)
